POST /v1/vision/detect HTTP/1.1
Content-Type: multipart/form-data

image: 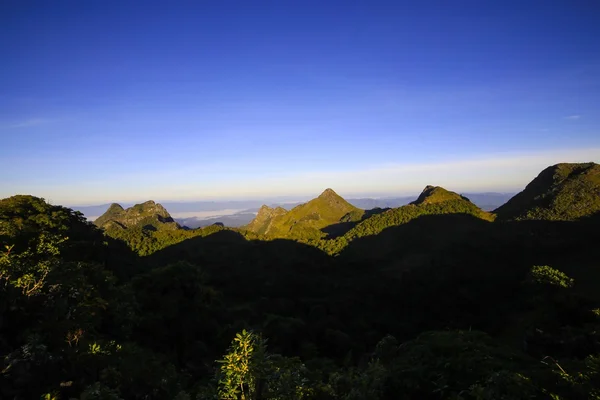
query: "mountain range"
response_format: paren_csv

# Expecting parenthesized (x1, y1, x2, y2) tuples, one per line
(3, 162, 600, 399)
(72, 192, 514, 227)
(92, 162, 599, 253)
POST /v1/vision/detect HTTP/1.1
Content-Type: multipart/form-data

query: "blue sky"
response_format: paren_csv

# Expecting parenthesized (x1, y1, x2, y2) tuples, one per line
(1, 1, 599, 205)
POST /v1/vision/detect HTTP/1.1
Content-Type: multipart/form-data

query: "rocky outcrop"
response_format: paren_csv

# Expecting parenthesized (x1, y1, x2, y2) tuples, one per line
(245, 205, 288, 235)
(244, 189, 364, 238)
(94, 200, 180, 231)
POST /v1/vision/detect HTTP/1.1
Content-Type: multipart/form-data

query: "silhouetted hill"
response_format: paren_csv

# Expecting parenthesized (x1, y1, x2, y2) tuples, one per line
(175, 212, 257, 228)
(340, 213, 491, 266)
(494, 162, 600, 221)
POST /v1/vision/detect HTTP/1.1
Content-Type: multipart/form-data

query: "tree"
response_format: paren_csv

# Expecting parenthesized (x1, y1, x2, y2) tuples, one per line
(217, 329, 267, 400)
(131, 261, 221, 367)
(216, 330, 312, 400)
(529, 265, 574, 288)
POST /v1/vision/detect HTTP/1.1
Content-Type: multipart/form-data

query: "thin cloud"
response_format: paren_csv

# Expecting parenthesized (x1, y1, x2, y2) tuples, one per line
(9, 147, 599, 204)
(115, 147, 600, 201)
(565, 115, 581, 120)
(3, 118, 54, 129)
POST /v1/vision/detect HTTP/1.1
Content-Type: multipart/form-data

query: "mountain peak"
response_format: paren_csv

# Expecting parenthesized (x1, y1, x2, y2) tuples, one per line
(94, 203, 125, 226)
(318, 188, 340, 198)
(411, 186, 469, 205)
(315, 188, 356, 210)
(107, 203, 124, 212)
(95, 200, 179, 231)
(258, 204, 274, 212)
(245, 189, 363, 238)
(245, 204, 288, 235)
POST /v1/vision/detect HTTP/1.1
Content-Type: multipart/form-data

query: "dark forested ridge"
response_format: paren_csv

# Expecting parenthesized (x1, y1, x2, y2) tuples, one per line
(2, 163, 600, 399)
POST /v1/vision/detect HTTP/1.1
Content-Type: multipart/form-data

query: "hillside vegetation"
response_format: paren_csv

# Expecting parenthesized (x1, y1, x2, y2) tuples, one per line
(495, 162, 600, 221)
(95, 200, 180, 231)
(2, 163, 600, 399)
(309, 186, 494, 255)
(245, 188, 363, 239)
(244, 205, 288, 235)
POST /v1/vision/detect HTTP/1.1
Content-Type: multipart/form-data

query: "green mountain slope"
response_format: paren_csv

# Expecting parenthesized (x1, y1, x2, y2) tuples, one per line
(245, 205, 288, 235)
(411, 185, 472, 205)
(344, 185, 493, 240)
(94, 200, 180, 232)
(315, 185, 494, 255)
(245, 188, 364, 239)
(0, 195, 140, 279)
(494, 162, 600, 221)
(93, 203, 124, 226)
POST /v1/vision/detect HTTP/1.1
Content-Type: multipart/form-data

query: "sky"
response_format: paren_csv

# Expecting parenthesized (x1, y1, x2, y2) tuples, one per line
(1, 1, 599, 205)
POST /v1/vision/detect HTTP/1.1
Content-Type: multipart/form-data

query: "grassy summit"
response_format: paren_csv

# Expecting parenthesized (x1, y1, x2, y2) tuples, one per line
(343, 185, 494, 240)
(245, 188, 364, 239)
(494, 162, 600, 221)
(411, 185, 472, 205)
(244, 205, 288, 235)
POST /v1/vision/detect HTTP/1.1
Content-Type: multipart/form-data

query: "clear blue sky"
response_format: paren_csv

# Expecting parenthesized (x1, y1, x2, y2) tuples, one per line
(1, 1, 599, 204)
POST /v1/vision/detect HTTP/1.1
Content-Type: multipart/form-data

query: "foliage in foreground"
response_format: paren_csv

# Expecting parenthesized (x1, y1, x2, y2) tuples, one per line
(1, 194, 600, 399)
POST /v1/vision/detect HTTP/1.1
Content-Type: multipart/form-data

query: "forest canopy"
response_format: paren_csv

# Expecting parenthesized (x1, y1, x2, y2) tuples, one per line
(1, 163, 600, 399)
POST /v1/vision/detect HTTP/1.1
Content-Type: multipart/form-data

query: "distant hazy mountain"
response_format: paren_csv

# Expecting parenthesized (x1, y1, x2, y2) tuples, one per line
(346, 193, 512, 211)
(460, 193, 515, 211)
(346, 192, 512, 212)
(346, 197, 415, 209)
(495, 162, 600, 221)
(175, 212, 257, 229)
(161, 200, 267, 212)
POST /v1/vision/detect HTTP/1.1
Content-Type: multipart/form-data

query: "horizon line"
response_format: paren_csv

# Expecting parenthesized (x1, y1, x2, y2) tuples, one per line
(60, 189, 519, 208)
